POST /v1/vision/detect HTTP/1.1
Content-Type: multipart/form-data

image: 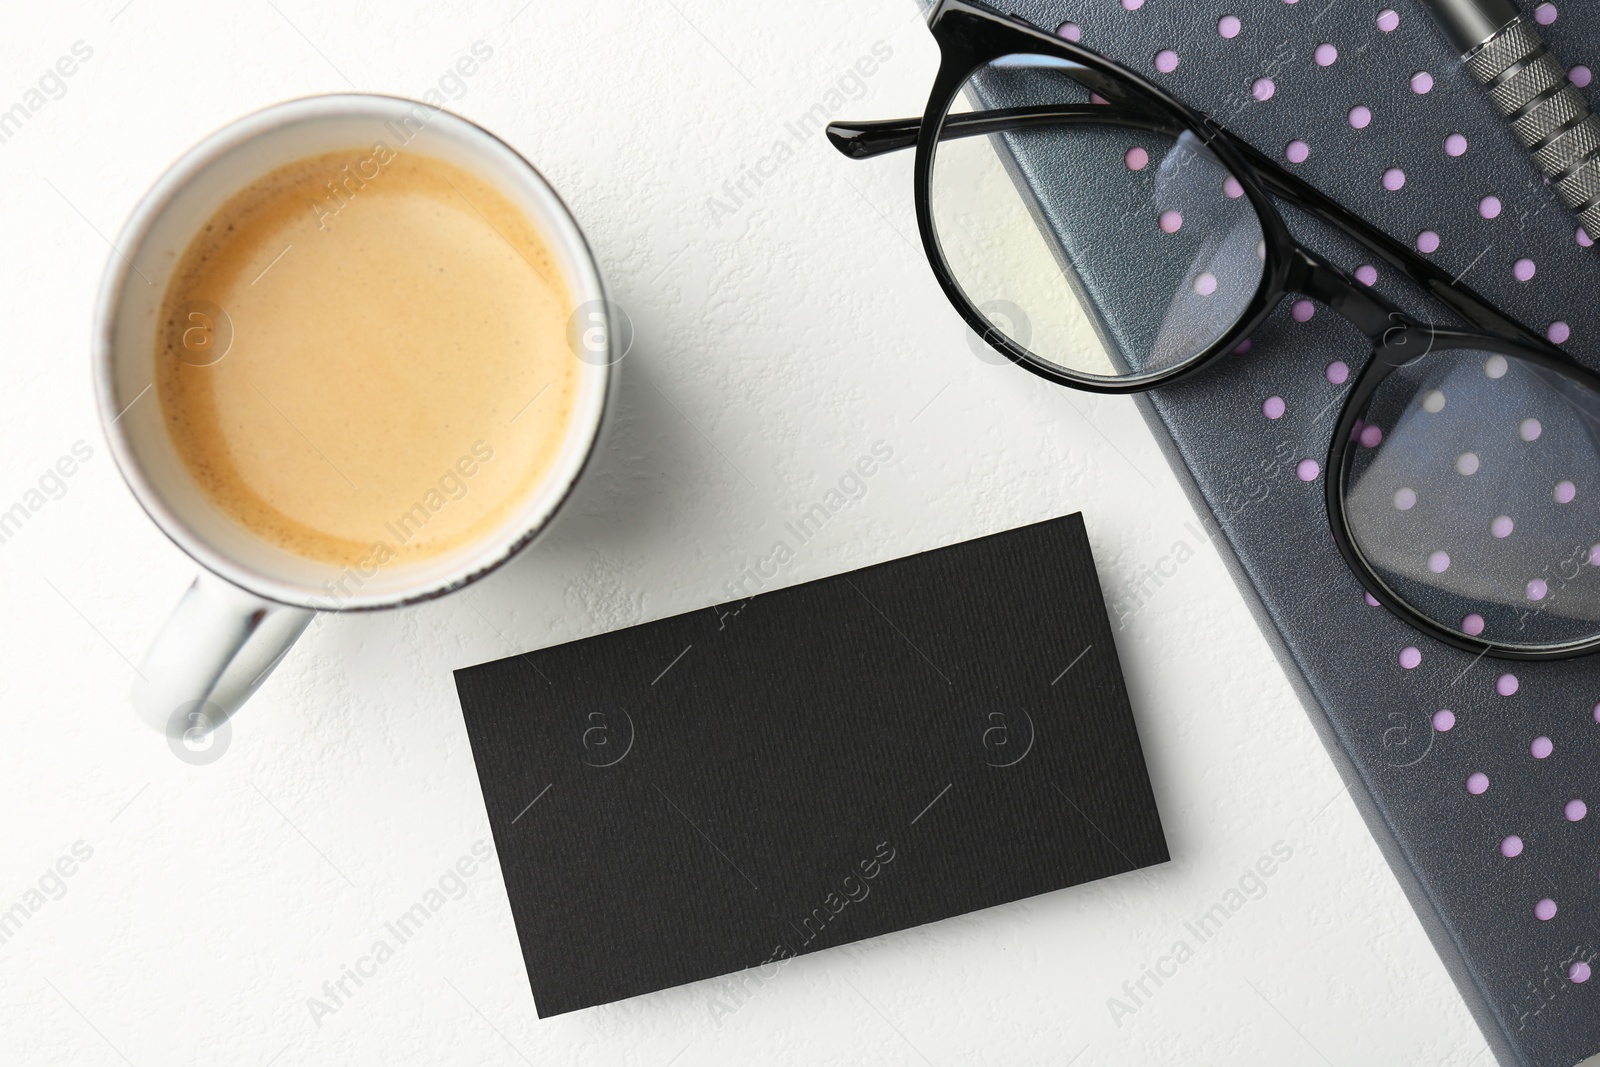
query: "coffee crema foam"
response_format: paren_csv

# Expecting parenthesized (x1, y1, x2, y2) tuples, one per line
(156, 147, 578, 568)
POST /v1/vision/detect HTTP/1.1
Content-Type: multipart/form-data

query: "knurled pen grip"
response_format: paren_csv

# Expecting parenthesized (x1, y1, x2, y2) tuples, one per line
(1422, 0, 1600, 240)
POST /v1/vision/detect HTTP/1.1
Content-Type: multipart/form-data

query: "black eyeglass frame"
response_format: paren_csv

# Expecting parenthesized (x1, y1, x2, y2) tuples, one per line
(827, 0, 1600, 661)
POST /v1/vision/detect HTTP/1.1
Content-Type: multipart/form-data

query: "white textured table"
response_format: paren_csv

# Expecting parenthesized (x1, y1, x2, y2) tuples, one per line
(1, 1, 1490, 1063)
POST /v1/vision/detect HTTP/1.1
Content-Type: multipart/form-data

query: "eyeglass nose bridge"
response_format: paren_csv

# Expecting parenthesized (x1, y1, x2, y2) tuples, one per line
(1288, 247, 1419, 345)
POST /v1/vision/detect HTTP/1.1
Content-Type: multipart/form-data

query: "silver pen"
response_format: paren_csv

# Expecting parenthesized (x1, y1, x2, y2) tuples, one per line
(1420, 0, 1600, 239)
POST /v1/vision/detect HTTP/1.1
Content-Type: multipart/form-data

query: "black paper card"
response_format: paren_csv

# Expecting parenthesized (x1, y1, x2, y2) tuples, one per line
(454, 513, 1168, 1017)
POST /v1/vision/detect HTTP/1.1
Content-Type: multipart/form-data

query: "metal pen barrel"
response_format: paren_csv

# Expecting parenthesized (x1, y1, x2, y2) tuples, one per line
(1420, 0, 1600, 240)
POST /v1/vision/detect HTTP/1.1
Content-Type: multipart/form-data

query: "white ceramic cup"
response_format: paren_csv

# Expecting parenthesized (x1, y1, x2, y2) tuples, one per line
(94, 94, 617, 740)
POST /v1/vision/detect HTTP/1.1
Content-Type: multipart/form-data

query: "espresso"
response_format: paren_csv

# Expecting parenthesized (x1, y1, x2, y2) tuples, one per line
(156, 147, 579, 567)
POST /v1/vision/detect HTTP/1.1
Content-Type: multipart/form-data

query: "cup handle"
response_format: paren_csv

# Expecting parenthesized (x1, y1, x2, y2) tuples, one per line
(132, 574, 314, 735)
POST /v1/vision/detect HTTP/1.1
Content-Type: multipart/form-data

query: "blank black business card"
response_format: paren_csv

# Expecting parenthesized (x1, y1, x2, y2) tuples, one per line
(454, 512, 1168, 1017)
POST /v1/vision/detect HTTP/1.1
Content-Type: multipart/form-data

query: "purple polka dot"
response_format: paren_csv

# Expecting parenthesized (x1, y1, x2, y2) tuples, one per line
(1532, 736, 1554, 759)
(1569, 799, 1589, 821)
(1355, 264, 1378, 286)
(1502, 835, 1523, 858)
(1467, 772, 1490, 794)
(1286, 140, 1310, 163)
(1223, 176, 1245, 199)
(1253, 77, 1276, 101)
(1383, 167, 1406, 191)
(1536, 898, 1558, 921)
(1091, 92, 1110, 105)
(1315, 43, 1338, 67)
(1400, 646, 1422, 668)
(1057, 21, 1082, 41)
(1364, 592, 1380, 607)
(1193, 272, 1218, 296)
(1219, 15, 1241, 38)
(1155, 49, 1179, 73)
(1529, 578, 1550, 601)
(1573, 65, 1593, 88)
(1434, 708, 1456, 731)
(1492, 515, 1514, 539)
(1556, 479, 1577, 504)
(1572, 962, 1592, 984)
(1160, 210, 1183, 233)
(1235, 338, 1253, 354)
(1394, 487, 1416, 510)
(1580, 227, 1595, 248)
(1292, 299, 1315, 322)
(1123, 0, 1144, 9)
(1498, 673, 1519, 696)
(1412, 71, 1434, 94)
(1125, 147, 1149, 171)
(1263, 396, 1286, 419)
(1549, 321, 1571, 344)
(1361, 424, 1384, 448)
(1461, 614, 1485, 637)
(1456, 451, 1480, 476)
(1297, 458, 1320, 481)
(1349, 105, 1372, 129)
(1535, 2, 1558, 25)
(1428, 550, 1450, 573)
(1417, 230, 1440, 253)
(1520, 418, 1542, 442)
(1377, 8, 1400, 31)
(1327, 361, 1349, 384)
(1480, 195, 1502, 219)
(1514, 257, 1537, 282)
(1446, 133, 1469, 157)
(1591, 545, 1600, 567)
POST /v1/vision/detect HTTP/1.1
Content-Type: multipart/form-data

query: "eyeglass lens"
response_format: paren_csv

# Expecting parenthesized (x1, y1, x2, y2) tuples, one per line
(929, 55, 1265, 383)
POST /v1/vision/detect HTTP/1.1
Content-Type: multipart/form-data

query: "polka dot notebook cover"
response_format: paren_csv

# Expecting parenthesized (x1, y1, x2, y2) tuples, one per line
(941, 1, 1600, 1064)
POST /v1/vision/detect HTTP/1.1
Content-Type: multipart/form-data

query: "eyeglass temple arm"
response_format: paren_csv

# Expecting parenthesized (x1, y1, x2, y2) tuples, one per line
(827, 107, 1543, 350)
(1216, 130, 1539, 347)
(826, 106, 1179, 158)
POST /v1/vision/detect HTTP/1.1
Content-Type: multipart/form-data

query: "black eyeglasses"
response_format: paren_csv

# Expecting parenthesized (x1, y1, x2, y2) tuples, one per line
(828, 0, 1600, 661)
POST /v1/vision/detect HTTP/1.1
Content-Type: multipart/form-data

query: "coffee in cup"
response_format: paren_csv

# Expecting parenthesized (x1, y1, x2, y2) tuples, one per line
(95, 94, 616, 734)
(157, 147, 581, 569)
